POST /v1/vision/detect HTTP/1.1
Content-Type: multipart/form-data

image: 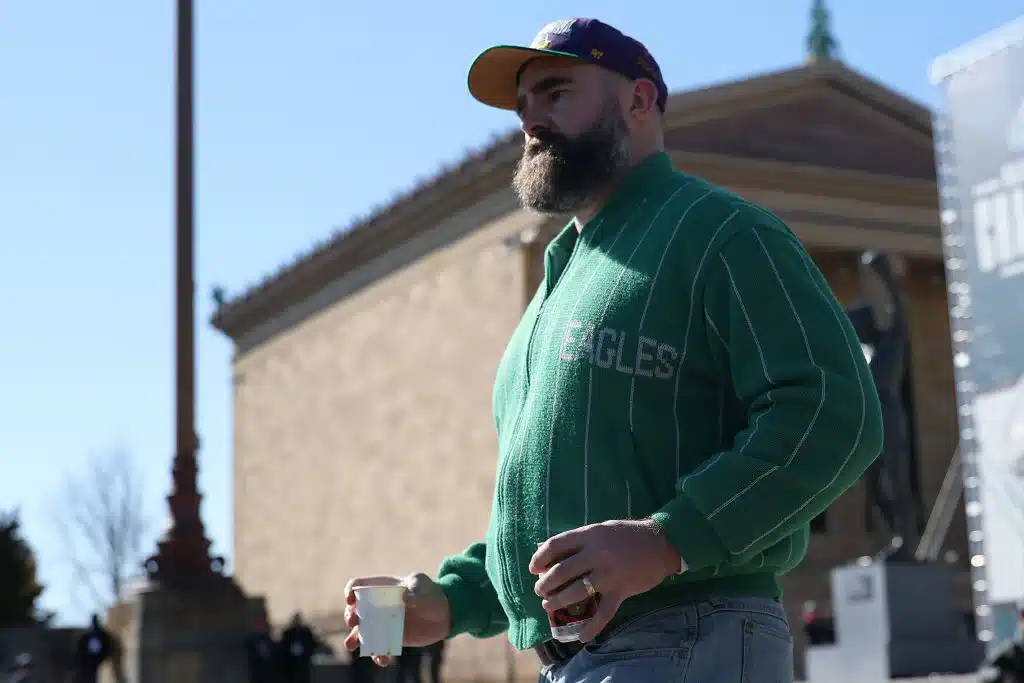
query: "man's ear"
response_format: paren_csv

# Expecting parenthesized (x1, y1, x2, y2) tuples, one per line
(630, 79, 659, 119)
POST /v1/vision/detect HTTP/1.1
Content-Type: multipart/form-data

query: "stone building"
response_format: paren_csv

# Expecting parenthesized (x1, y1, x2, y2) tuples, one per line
(212, 59, 967, 681)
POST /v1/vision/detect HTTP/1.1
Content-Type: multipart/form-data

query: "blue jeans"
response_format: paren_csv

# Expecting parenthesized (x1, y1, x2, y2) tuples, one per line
(539, 597, 793, 683)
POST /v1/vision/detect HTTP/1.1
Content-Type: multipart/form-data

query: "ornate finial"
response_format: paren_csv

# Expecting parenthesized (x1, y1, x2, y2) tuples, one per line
(806, 0, 840, 62)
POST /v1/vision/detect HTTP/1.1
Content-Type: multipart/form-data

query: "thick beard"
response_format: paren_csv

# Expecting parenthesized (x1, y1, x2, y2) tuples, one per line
(511, 103, 630, 216)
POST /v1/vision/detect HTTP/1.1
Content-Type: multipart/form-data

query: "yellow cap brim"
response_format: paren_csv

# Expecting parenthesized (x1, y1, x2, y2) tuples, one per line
(467, 45, 582, 111)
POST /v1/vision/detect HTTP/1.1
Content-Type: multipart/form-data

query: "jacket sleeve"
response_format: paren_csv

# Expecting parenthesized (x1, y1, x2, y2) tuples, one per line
(436, 542, 508, 639)
(651, 220, 883, 572)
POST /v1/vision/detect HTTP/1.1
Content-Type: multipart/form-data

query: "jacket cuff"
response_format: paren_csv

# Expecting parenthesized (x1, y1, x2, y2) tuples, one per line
(435, 573, 493, 639)
(651, 494, 730, 574)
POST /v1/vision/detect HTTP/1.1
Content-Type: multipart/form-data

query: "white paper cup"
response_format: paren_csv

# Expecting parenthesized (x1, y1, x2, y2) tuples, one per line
(353, 584, 407, 658)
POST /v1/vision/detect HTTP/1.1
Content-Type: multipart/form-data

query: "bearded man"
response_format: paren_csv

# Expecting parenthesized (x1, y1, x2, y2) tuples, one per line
(343, 18, 883, 683)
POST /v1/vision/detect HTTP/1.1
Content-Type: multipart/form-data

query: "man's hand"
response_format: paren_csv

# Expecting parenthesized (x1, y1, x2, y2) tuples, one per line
(343, 573, 451, 668)
(529, 519, 682, 642)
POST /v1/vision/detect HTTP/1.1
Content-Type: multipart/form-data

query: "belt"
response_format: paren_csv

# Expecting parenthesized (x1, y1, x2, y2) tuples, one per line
(532, 639, 584, 667)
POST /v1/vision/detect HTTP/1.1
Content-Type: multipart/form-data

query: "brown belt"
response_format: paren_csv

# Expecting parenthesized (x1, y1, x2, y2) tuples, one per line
(533, 639, 584, 667)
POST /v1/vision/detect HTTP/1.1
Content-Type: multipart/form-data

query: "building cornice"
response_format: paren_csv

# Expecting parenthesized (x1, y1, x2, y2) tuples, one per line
(212, 62, 939, 343)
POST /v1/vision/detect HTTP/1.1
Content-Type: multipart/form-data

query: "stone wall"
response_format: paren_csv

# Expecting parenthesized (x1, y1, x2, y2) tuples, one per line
(231, 192, 546, 682)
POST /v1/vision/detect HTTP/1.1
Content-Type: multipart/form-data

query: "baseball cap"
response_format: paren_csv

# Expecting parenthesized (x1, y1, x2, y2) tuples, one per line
(467, 18, 668, 113)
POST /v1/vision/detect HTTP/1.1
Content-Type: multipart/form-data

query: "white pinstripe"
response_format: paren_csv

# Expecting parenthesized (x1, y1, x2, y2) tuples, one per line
(719, 253, 774, 383)
(705, 311, 729, 351)
(507, 329, 534, 595)
(581, 184, 692, 523)
(536, 214, 633, 538)
(668, 208, 741, 481)
(706, 229, 826, 518)
(730, 249, 868, 554)
(626, 194, 723, 432)
(499, 237, 591, 596)
(680, 226, 869, 555)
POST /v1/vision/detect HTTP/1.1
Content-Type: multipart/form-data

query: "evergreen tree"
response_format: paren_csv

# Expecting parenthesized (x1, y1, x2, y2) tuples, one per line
(0, 509, 46, 626)
(807, 0, 839, 61)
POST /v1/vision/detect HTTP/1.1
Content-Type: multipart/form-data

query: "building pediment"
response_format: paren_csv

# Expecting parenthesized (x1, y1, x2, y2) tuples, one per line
(664, 63, 935, 180)
(213, 61, 940, 343)
(666, 89, 933, 179)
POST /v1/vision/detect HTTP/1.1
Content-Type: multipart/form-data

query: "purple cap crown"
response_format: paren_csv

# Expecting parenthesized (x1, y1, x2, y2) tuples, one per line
(467, 18, 668, 113)
(527, 19, 667, 111)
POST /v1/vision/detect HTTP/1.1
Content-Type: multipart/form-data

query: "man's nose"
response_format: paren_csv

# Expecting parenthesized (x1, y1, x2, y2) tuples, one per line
(520, 112, 549, 139)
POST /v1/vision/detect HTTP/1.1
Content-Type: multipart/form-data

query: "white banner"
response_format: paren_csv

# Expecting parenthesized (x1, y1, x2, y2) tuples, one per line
(931, 15, 1024, 644)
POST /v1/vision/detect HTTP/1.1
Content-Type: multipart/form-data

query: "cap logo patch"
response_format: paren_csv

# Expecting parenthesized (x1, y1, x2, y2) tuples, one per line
(531, 19, 575, 48)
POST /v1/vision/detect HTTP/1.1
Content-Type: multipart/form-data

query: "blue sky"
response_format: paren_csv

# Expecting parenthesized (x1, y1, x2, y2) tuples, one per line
(0, 0, 1019, 626)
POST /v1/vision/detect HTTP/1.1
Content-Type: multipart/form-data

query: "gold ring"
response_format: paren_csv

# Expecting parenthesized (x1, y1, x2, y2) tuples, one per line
(581, 575, 597, 598)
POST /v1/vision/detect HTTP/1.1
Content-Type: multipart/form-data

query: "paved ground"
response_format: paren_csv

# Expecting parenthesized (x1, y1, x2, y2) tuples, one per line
(815, 677, 980, 683)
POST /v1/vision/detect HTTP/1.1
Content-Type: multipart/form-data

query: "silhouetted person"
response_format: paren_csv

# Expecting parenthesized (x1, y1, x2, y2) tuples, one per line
(348, 645, 376, 683)
(396, 646, 424, 683)
(800, 601, 835, 647)
(845, 250, 919, 559)
(245, 616, 279, 683)
(279, 612, 316, 683)
(6, 653, 36, 683)
(425, 640, 445, 683)
(72, 614, 113, 683)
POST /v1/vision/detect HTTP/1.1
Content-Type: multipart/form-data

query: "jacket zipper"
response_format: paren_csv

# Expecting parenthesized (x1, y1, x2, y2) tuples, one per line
(495, 236, 585, 621)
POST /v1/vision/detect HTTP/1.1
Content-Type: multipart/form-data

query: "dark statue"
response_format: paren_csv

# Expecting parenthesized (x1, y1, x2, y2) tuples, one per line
(806, 0, 839, 61)
(845, 251, 920, 561)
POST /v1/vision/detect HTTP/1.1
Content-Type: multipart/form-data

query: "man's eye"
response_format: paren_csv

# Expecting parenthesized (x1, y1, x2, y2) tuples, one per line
(549, 89, 566, 103)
